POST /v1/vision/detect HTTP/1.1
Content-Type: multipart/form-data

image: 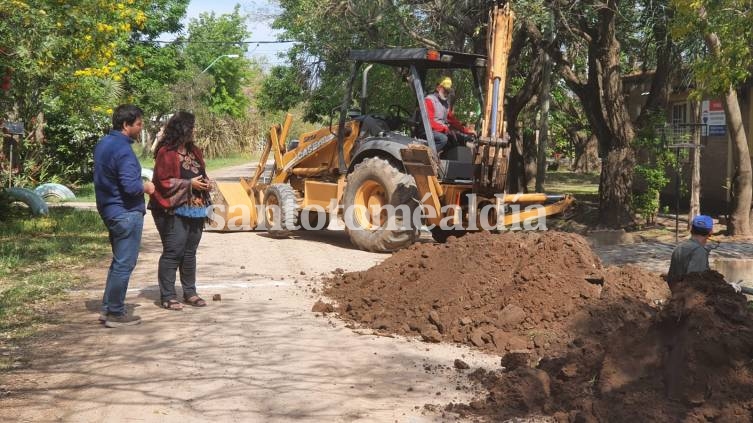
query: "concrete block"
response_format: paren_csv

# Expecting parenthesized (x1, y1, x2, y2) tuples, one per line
(712, 258, 753, 286)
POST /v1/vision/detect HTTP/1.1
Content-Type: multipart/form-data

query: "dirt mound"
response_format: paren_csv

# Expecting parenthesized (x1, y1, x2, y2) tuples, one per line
(323, 231, 668, 357)
(657, 273, 753, 417)
(457, 271, 753, 422)
(323, 232, 753, 421)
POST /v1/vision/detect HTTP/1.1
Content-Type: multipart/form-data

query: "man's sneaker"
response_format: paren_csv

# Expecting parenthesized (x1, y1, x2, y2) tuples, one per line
(104, 314, 141, 328)
(99, 313, 107, 323)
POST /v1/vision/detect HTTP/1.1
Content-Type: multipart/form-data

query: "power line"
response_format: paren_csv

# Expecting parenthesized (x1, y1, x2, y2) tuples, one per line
(142, 39, 296, 45)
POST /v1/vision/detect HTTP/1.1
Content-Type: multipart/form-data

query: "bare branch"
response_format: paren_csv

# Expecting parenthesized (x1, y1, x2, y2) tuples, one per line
(524, 19, 584, 89)
(388, 0, 441, 48)
(553, 5, 592, 43)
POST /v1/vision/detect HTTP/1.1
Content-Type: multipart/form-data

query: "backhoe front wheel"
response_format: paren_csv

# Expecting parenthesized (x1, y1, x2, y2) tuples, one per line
(343, 157, 419, 252)
(263, 184, 298, 237)
(299, 208, 330, 230)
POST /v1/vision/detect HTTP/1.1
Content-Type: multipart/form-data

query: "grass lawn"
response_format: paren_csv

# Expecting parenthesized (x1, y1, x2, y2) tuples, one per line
(0, 208, 110, 365)
(540, 171, 599, 200)
(71, 183, 96, 202)
(527, 170, 601, 229)
(203, 153, 258, 171)
(132, 144, 256, 172)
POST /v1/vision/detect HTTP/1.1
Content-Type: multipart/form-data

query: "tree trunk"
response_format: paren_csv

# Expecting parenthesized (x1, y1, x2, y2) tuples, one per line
(507, 127, 527, 193)
(599, 147, 635, 226)
(573, 32, 635, 225)
(529, 3, 636, 227)
(571, 131, 599, 173)
(722, 87, 752, 235)
(701, 27, 752, 235)
(523, 130, 538, 184)
(505, 32, 545, 193)
(535, 52, 552, 192)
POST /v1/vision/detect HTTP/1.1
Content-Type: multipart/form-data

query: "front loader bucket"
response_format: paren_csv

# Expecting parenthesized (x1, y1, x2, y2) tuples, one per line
(206, 180, 259, 231)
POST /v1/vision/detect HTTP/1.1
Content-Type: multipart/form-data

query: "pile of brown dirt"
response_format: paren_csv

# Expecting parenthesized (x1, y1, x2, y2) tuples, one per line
(456, 271, 753, 422)
(323, 231, 669, 358)
(322, 232, 753, 421)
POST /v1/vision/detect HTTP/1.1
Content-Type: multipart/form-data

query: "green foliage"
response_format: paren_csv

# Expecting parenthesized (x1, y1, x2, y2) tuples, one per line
(24, 112, 106, 184)
(266, 0, 491, 122)
(257, 66, 304, 113)
(0, 1, 150, 123)
(550, 83, 588, 159)
(125, 43, 186, 126)
(632, 116, 676, 225)
(0, 1, 189, 185)
(633, 166, 669, 224)
(185, 7, 251, 118)
(671, 0, 753, 96)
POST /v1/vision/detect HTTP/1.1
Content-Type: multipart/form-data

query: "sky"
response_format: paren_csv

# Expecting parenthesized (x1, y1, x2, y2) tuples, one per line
(183, 0, 291, 67)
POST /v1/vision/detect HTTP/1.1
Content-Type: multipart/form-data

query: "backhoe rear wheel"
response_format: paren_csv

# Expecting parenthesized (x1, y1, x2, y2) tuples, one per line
(263, 184, 298, 237)
(343, 157, 418, 252)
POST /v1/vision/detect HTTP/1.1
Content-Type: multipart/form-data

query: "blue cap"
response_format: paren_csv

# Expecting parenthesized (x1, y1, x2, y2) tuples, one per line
(691, 215, 713, 233)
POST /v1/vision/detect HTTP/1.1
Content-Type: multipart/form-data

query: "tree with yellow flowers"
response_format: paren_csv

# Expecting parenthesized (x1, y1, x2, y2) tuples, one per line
(0, 0, 188, 183)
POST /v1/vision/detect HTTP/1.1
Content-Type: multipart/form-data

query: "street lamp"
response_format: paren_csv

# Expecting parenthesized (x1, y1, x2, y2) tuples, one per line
(189, 54, 241, 110)
(201, 54, 240, 73)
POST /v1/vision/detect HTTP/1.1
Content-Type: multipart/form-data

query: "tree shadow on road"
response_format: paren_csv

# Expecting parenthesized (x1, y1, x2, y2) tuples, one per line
(0, 283, 482, 422)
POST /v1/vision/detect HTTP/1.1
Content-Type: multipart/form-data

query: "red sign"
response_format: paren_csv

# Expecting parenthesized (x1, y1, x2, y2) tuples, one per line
(709, 100, 724, 111)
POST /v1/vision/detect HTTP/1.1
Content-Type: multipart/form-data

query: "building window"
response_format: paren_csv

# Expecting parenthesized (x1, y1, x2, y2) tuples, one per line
(672, 103, 687, 127)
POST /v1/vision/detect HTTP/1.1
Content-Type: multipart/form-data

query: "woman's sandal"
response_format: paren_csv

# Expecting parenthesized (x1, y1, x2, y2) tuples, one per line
(184, 295, 207, 307)
(162, 299, 184, 310)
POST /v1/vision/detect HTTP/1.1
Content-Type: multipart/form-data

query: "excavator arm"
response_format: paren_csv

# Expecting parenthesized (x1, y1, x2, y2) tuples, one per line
(474, 0, 515, 195)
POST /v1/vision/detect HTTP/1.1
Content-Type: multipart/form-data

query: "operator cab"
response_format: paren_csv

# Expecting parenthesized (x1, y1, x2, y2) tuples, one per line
(342, 48, 487, 183)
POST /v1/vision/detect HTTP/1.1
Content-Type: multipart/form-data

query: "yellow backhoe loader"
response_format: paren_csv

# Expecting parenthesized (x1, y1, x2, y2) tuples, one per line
(210, 1, 573, 252)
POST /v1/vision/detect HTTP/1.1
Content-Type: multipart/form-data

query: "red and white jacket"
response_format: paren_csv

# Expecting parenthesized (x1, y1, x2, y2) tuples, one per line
(424, 92, 472, 134)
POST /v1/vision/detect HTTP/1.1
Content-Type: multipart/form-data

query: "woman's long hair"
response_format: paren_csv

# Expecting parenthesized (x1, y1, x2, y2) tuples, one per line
(154, 111, 195, 157)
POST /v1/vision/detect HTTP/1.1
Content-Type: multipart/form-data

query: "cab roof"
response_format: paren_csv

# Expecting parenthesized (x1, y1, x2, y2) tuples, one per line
(348, 48, 487, 69)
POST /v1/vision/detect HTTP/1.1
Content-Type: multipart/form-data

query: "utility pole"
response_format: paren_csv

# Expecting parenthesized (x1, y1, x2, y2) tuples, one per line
(688, 102, 702, 223)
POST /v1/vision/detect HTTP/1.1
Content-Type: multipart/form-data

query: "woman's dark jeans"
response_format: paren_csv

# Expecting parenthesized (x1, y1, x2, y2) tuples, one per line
(153, 211, 204, 302)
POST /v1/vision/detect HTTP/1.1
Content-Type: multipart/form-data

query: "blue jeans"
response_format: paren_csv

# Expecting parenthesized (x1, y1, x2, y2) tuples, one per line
(431, 131, 448, 152)
(102, 211, 144, 316)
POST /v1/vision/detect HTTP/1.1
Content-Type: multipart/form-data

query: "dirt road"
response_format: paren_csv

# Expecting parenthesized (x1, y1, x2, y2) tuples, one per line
(0, 165, 500, 423)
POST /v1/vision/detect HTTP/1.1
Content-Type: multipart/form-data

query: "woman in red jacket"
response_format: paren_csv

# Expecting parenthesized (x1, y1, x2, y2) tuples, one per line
(149, 111, 210, 310)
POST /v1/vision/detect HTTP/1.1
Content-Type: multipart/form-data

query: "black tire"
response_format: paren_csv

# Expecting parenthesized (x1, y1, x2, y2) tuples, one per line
(4, 187, 49, 217)
(430, 227, 467, 243)
(263, 184, 298, 237)
(343, 157, 419, 252)
(299, 208, 330, 230)
(34, 183, 76, 202)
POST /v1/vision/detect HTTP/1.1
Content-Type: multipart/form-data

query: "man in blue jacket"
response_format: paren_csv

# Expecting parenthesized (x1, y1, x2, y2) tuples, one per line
(94, 104, 155, 328)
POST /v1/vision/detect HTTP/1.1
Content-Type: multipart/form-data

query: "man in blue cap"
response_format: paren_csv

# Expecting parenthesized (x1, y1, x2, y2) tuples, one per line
(667, 215, 714, 284)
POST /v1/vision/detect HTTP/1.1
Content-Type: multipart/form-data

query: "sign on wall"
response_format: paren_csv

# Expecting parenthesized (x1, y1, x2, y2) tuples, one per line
(701, 100, 726, 136)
